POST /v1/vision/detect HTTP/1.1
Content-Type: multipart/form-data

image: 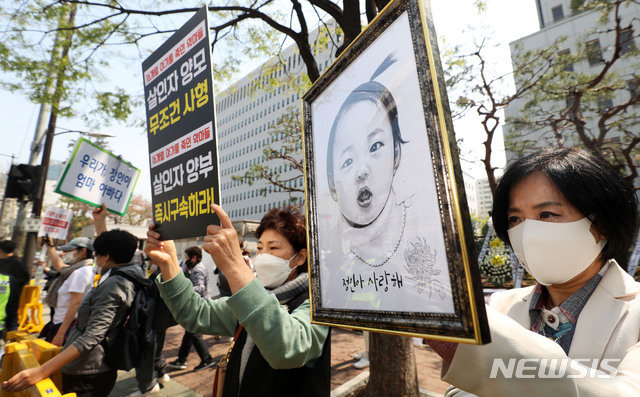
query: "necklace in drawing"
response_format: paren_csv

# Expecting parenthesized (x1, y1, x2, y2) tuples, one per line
(349, 204, 407, 268)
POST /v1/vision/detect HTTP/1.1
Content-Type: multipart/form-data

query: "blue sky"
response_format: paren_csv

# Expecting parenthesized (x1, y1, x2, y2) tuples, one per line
(0, 0, 539, 201)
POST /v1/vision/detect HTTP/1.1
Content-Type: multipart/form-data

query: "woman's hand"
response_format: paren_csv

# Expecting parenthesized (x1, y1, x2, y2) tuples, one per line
(2, 367, 46, 392)
(203, 204, 255, 293)
(92, 203, 108, 235)
(203, 204, 244, 273)
(51, 332, 64, 347)
(42, 236, 54, 248)
(145, 224, 180, 281)
(92, 203, 107, 222)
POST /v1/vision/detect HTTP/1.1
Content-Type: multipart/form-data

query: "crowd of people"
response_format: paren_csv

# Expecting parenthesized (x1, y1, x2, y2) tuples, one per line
(0, 147, 638, 396)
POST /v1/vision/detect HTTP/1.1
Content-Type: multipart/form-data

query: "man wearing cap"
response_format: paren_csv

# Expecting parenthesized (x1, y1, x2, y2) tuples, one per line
(41, 237, 96, 347)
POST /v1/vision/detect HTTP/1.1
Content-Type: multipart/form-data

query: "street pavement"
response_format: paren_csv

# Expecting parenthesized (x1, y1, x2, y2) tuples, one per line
(109, 324, 449, 396)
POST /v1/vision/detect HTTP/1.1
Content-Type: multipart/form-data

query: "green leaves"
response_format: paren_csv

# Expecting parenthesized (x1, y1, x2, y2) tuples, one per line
(93, 89, 134, 124)
(0, 1, 138, 129)
(506, 0, 640, 187)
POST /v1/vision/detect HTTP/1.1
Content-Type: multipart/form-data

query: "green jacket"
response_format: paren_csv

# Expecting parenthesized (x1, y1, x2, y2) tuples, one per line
(156, 273, 329, 369)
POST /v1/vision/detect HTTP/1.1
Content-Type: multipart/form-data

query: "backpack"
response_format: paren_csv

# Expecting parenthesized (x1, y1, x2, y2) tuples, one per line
(102, 268, 156, 371)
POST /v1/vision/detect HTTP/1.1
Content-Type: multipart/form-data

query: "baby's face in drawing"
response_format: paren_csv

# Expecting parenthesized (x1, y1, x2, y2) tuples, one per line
(332, 101, 395, 226)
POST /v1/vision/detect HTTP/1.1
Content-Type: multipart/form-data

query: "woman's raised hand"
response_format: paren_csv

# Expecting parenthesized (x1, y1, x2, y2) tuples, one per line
(203, 204, 246, 275)
(145, 224, 179, 272)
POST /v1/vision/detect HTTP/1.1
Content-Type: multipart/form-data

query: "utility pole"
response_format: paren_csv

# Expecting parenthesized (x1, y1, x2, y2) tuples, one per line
(14, 4, 77, 272)
(0, 155, 15, 236)
(12, 5, 72, 247)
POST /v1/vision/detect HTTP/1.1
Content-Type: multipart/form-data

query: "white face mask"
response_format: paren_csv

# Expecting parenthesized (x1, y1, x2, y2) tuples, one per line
(508, 217, 606, 286)
(253, 253, 297, 289)
(63, 251, 76, 264)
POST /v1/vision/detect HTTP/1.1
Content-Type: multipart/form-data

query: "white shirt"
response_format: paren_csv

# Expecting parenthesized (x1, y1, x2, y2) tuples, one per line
(53, 265, 95, 324)
(98, 269, 111, 285)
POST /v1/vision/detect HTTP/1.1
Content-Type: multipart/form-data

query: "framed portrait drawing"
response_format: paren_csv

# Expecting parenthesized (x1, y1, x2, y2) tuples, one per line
(302, 0, 490, 344)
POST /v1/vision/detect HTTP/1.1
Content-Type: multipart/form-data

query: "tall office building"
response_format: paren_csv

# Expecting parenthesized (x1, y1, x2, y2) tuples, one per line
(503, 0, 640, 162)
(214, 27, 339, 221)
(462, 171, 493, 219)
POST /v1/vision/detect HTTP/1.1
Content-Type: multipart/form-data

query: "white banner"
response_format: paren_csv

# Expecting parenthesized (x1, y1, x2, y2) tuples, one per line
(38, 206, 72, 240)
(56, 138, 141, 216)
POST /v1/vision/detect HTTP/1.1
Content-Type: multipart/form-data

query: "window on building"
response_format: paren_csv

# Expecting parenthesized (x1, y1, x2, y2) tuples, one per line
(565, 95, 576, 110)
(557, 49, 574, 72)
(628, 79, 639, 104)
(620, 28, 635, 56)
(597, 97, 613, 112)
(586, 39, 604, 65)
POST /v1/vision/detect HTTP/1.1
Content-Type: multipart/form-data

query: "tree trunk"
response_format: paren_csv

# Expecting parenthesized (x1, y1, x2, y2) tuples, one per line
(364, 333, 420, 397)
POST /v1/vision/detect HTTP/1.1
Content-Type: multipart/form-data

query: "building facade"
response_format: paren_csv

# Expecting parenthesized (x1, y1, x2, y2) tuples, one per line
(503, 0, 640, 162)
(462, 171, 493, 219)
(214, 30, 339, 221)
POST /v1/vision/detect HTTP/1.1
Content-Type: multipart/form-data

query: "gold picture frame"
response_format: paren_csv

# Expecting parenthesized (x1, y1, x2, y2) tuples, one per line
(302, 0, 490, 344)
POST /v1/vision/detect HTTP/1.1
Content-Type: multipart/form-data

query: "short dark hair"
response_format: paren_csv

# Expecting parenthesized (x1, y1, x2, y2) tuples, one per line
(184, 246, 202, 262)
(256, 205, 307, 253)
(93, 229, 138, 264)
(0, 240, 15, 254)
(493, 148, 638, 262)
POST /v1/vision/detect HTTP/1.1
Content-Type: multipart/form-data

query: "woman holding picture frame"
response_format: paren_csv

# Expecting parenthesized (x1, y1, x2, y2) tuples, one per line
(145, 204, 331, 397)
(431, 148, 640, 396)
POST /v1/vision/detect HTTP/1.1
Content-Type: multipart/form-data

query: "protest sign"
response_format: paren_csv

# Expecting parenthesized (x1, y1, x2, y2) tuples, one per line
(56, 138, 140, 216)
(38, 206, 73, 240)
(142, 6, 220, 240)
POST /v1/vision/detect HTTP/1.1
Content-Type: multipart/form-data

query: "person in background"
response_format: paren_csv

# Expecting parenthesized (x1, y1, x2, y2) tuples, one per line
(0, 240, 29, 332)
(2, 229, 144, 396)
(145, 204, 331, 396)
(353, 331, 370, 369)
(41, 237, 95, 347)
(241, 247, 253, 271)
(146, 262, 176, 389)
(166, 246, 215, 371)
(92, 203, 170, 395)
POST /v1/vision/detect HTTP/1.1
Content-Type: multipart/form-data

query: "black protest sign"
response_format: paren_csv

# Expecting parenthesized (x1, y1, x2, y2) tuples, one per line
(142, 6, 220, 240)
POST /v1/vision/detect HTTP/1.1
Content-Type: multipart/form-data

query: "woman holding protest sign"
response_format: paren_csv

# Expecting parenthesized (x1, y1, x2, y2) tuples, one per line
(431, 148, 640, 396)
(145, 204, 331, 397)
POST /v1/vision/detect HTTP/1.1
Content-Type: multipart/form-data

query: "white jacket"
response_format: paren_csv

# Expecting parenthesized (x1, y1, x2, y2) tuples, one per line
(444, 260, 640, 396)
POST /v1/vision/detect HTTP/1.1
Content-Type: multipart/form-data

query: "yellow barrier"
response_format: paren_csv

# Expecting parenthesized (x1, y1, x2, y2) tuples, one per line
(0, 342, 74, 397)
(5, 332, 34, 344)
(4, 335, 63, 389)
(24, 339, 63, 391)
(17, 287, 44, 334)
